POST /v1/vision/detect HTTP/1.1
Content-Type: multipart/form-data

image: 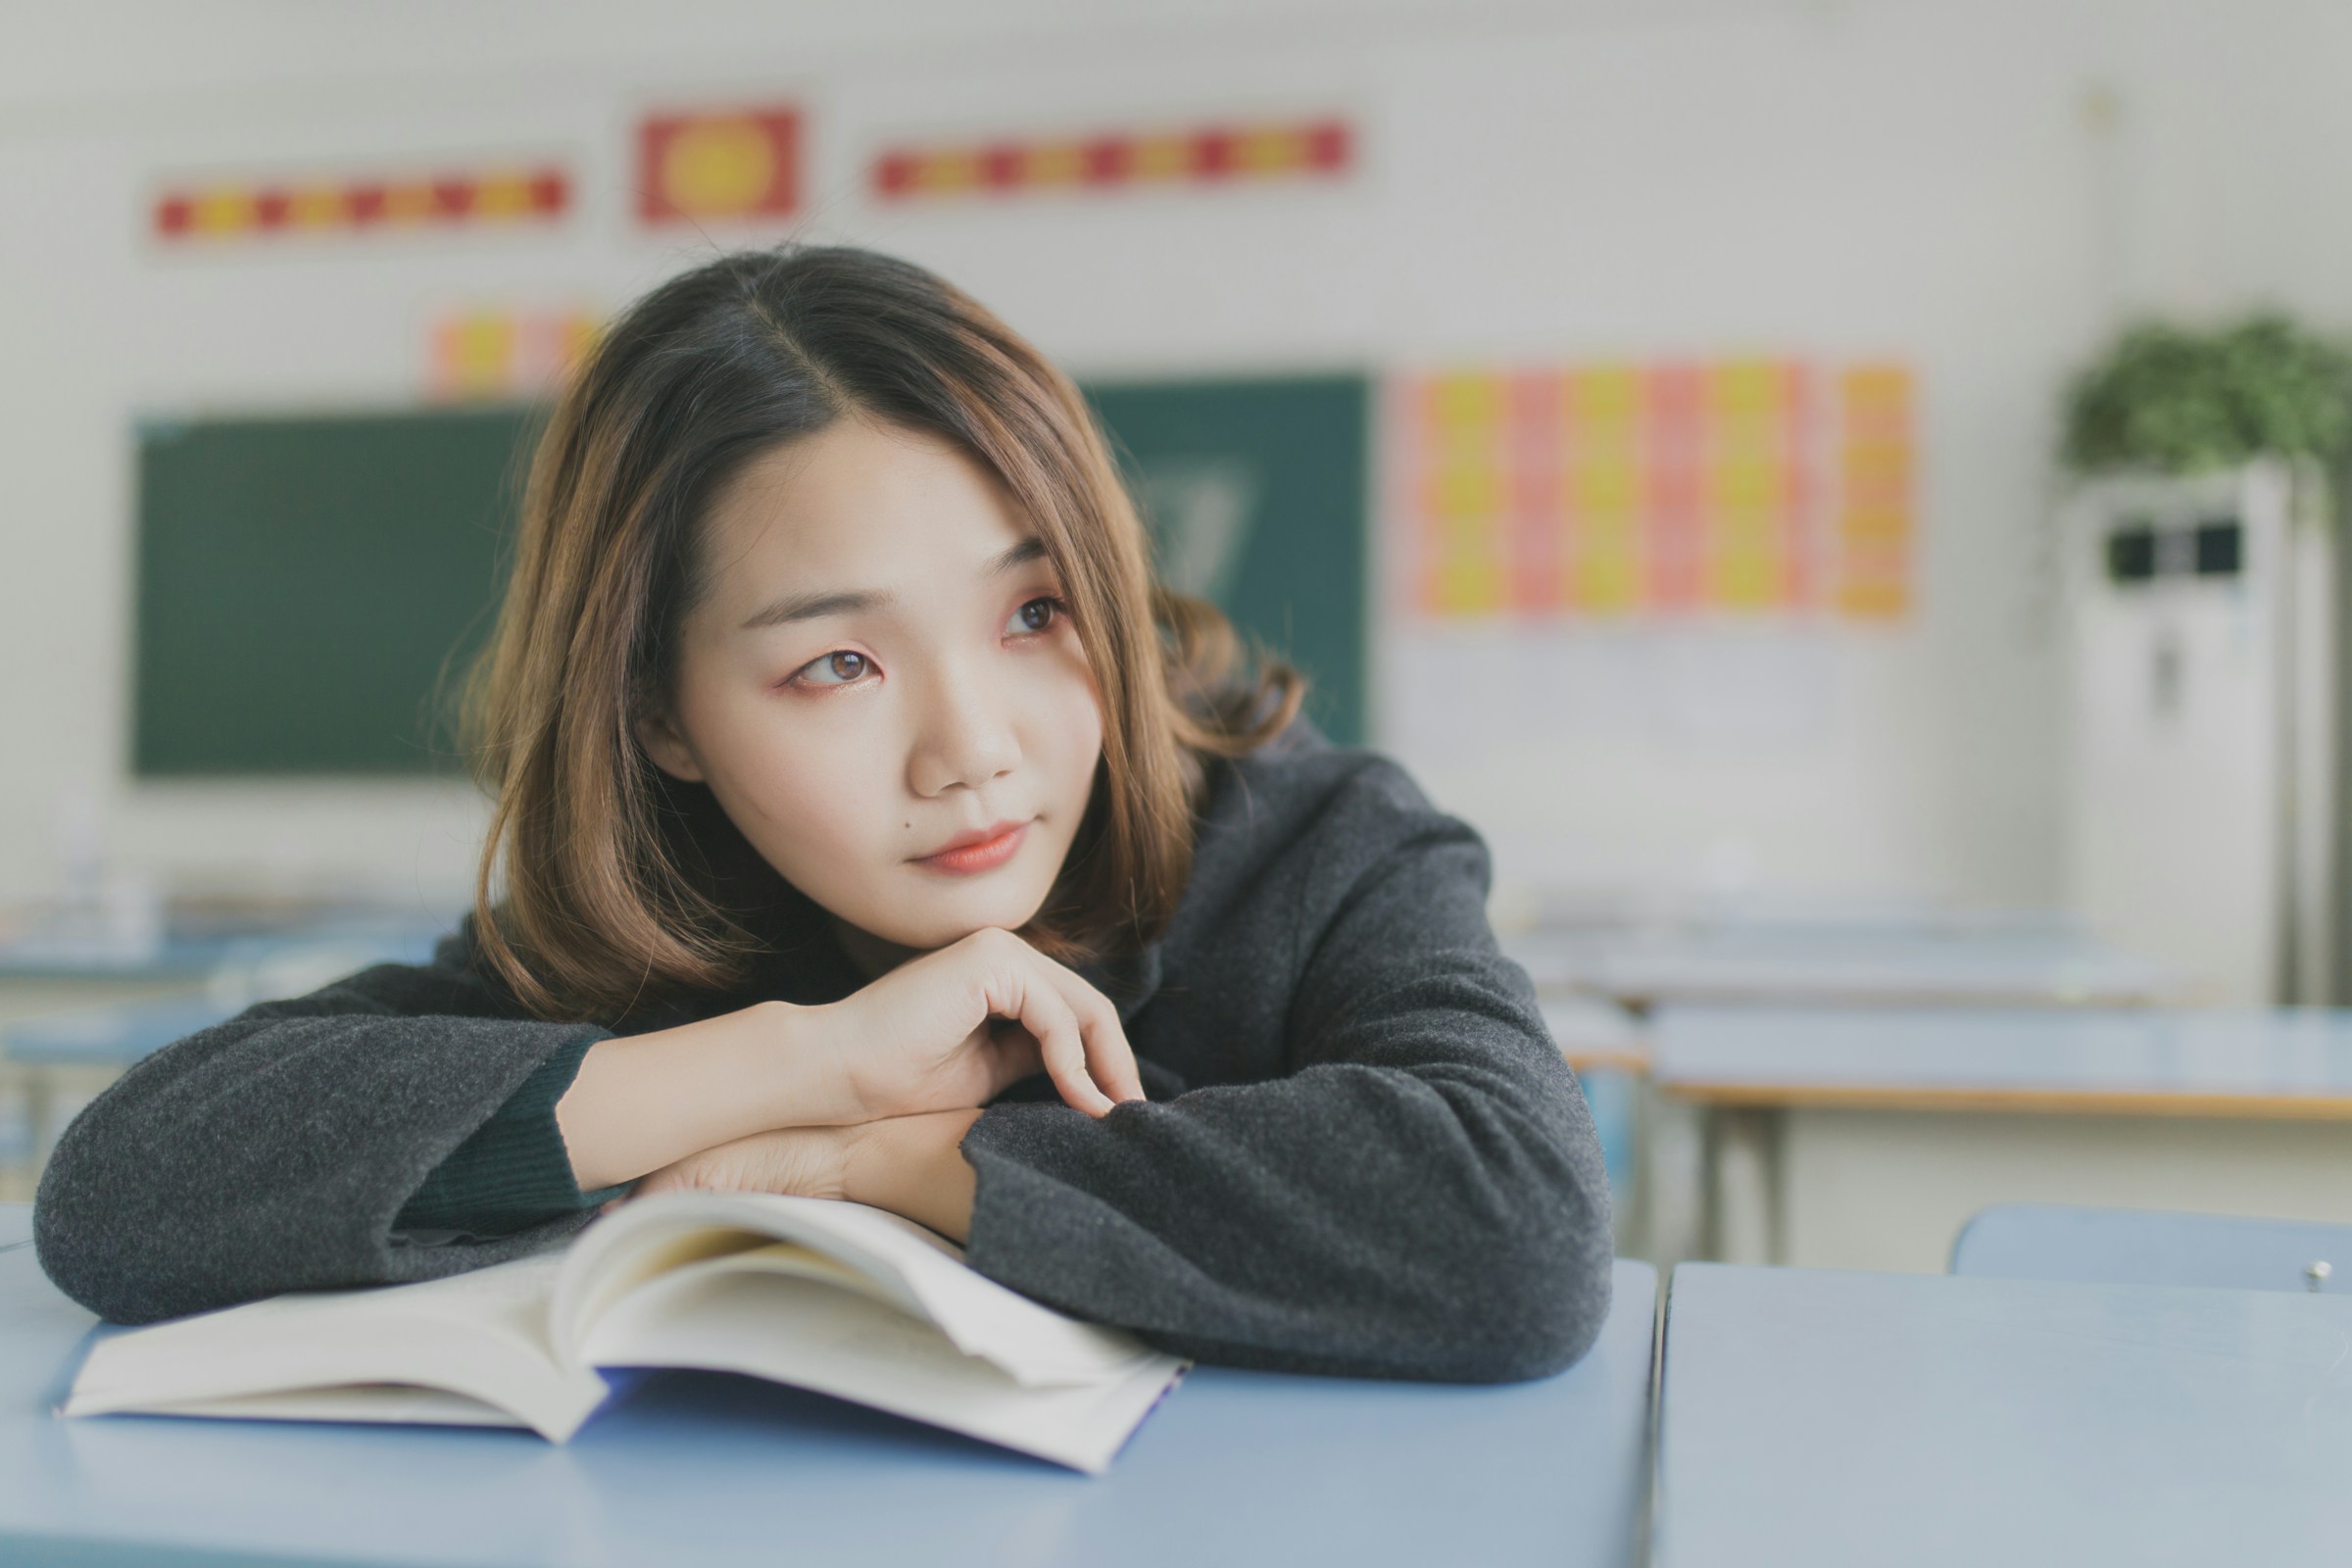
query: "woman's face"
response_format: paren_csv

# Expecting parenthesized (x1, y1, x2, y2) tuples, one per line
(638, 417, 1105, 970)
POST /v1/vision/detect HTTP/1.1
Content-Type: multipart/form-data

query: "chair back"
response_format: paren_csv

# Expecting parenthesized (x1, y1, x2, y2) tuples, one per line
(1952, 1203, 2352, 1294)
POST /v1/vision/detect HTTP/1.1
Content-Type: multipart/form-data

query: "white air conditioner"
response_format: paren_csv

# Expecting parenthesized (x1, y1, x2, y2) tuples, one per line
(2060, 457, 2336, 1004)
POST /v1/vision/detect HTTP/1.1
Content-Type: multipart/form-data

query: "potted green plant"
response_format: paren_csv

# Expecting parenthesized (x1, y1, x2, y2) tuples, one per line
(2063, 315, 2352, 475)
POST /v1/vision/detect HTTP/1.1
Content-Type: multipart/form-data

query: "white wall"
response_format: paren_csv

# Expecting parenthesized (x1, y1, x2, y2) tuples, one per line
(1, 0, 2346, 916)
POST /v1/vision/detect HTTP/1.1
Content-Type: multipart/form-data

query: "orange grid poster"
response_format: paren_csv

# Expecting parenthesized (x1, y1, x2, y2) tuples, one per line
(638, 106, 801, 226)
(152, 166, 568, 244)
(872, 118, 1350, 202)
(1397, 361, 1913, 621)
(1833, 365, 1914, 619)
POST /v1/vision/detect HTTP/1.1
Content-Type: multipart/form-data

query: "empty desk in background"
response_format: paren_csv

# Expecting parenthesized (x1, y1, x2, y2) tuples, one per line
(0, 920, 448, 1196)
(0, 998, 250, 1191)
(1506, 889, 2083, 943)
(0, 930, 235, 1082)
(1654, 1262, 2352, 1565)
(0, 912, 452, 999)
(1541, 998, 1648, 1250)
(1503, 926, 2181, 1010)
(1541, 995, 1646, 1076)
(1653, 1005, 2352, 1270)
(0, 932, 260, 980)
(0, 1207, 1658, 1567)
(1510, 926, 2183, 1267)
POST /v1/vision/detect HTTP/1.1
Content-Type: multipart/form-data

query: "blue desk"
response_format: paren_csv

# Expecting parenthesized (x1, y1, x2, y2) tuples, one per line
(0, 911, 451, 985)
(1656, 1262, 2352, 1565)
(1504, 927, 2180, 1009)
(1648, 1005, 2352, 1267)
(5, 997, 252, 1070)
(0, 932, 246, 985)
(0, 1209, 1657, 1566)
(0, 923, 451, 1189)
(1, 921, 452, 1071)
(1514, 890, 2082, 943)
(1651, 1004, 2352, 1115)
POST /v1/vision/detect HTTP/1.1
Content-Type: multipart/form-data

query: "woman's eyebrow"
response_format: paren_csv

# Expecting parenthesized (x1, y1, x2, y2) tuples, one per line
(738, 537, 1051, 631)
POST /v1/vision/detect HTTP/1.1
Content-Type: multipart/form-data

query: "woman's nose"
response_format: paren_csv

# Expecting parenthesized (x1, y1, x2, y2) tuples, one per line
(906, 671, 1021, 797)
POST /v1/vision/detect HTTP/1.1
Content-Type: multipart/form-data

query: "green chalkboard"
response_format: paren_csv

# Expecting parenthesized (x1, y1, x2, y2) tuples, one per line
(1087, 375, 1369, 744)
(133, 407, 536, 775)
(129, 373, 1369, 776)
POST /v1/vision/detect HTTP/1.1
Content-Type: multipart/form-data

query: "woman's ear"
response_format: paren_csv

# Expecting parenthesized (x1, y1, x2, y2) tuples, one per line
(634, 709, 706, 783)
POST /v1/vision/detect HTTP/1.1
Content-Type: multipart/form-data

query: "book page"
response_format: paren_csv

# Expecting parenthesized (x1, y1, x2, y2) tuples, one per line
(578, 1259, 1184, 1474)
(556, 1194, 1156, 1386)
(64, 1252, 609, 1442)
(137, 1385, 527, 1428)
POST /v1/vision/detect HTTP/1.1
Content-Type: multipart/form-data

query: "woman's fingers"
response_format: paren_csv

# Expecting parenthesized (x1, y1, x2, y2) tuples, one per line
(1065, 985, 1146, 1105)
(944, 927, 1146, 1116)
(1006, 944, 1145, 1113)
(1017, 974, 1115, 1116)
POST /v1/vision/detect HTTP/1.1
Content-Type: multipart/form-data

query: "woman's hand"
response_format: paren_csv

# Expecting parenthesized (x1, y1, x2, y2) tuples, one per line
(627, 1108, 986, 1242)
(556, 927, 1142, 1194)
(627, 1121, 858, 1204)
(810, 927, 1146, 1121)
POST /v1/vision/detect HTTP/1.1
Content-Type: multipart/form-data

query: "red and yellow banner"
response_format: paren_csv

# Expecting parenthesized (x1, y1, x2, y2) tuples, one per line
(153, 166, 567, 243)
(1397, 360, 1914, 622)
(427, 307, 602, 403)
(638, 106, 801, 225)
(872, 118, 1351, 201)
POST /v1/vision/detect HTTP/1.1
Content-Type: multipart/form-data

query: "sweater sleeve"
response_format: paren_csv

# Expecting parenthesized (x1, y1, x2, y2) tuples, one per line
(957, 764, 1615, 1383)
(33, 934, 616, 1325)
(391, 1031, 626, 1237)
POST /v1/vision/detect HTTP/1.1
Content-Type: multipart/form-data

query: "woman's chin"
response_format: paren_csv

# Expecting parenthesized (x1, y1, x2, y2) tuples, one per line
(847, 888, 1046, 954)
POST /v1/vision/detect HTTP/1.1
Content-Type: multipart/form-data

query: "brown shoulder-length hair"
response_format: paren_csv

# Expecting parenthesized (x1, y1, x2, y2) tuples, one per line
(464, 245, 1304, 1021)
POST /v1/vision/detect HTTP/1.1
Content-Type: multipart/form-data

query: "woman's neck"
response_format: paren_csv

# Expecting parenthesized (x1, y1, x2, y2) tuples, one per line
(829, 915, 923, 981)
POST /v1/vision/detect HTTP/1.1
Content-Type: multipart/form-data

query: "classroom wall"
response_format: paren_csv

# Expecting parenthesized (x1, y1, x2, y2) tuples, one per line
(3, 0, 2349, 918)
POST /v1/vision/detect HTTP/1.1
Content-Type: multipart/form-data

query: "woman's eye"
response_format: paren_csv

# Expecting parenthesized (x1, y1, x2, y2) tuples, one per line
(795, 650, 871, 688)
(1007, 596, 1066, 636)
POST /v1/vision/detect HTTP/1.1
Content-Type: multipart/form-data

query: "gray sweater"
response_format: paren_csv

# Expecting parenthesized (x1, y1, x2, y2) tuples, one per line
(34, 728, 1614, 1381)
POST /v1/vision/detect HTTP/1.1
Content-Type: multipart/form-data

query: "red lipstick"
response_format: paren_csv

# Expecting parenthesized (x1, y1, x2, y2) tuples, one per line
(913, 819, 1030, 876)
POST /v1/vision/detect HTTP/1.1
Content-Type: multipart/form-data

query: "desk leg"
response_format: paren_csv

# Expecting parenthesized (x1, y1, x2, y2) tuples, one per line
(16, 1066, 117, 1199)
(1641, 1090, 1708, 1269)
(0, 1060, 32, 1203)
(19, 1065, 54, 1200)
(1622, 1072, 1652, 1258)
(1705, 1107, 1784, 1265)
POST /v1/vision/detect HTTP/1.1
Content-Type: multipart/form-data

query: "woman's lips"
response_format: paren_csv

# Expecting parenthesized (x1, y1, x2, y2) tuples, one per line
(913, 820, 1029, 875)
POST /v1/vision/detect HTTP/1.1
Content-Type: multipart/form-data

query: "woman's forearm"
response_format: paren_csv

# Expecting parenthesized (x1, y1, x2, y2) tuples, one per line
(556, 1002, 849, 1190)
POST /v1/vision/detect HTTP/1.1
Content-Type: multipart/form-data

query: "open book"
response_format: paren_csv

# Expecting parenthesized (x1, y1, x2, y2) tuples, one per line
(62, 1193, 1188, 1474)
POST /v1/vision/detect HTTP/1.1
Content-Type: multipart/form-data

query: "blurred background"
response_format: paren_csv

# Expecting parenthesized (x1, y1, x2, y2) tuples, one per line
(8, 0, 2352, 1268)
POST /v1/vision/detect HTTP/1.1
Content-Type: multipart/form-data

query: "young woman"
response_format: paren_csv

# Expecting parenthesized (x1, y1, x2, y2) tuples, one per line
(35, 246, 1613, 1381)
